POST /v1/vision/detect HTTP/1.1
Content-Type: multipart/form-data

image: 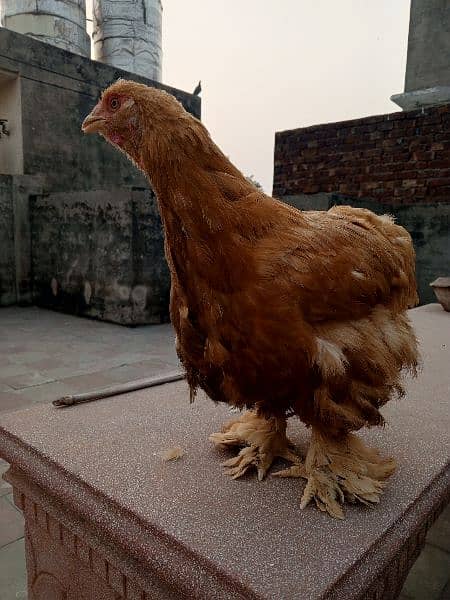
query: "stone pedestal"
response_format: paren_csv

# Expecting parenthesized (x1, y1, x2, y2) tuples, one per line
(1, 304, 449, 599)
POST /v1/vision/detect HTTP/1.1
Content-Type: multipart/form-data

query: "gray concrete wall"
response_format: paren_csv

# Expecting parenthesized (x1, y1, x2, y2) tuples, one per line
(31, 189, 170, 325)
(0, 176, 15, 306)
(0, 27, 200, 192)
(0, 27, 200, 323)
(282, 193, 450, 306)
(405, 0, 450, 91)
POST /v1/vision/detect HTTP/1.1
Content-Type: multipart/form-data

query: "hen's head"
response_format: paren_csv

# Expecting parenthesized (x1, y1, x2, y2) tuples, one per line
(81, 79, 188, 159)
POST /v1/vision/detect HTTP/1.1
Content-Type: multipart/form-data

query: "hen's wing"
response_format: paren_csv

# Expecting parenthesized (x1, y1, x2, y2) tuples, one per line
(260, 203, 418, 323)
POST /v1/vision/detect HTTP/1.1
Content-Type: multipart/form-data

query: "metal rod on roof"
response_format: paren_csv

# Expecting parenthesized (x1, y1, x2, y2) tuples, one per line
(52, 371, 185, 407)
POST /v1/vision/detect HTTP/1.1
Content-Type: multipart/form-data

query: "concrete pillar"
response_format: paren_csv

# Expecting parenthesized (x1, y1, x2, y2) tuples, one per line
(92, 0, 162, 82)
(391, 0, 450, 110)
(0, 0, 91, 57)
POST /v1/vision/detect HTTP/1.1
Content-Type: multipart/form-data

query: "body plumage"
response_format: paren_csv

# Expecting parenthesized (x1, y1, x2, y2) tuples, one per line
(82, 80, 419, 517)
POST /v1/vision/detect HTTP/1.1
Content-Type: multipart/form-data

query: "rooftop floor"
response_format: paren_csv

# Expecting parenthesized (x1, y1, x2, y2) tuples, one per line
(0, 305, 449, 599)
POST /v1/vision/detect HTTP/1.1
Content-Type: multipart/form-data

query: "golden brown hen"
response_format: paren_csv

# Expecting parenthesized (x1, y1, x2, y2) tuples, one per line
(82, 80, 419, 518)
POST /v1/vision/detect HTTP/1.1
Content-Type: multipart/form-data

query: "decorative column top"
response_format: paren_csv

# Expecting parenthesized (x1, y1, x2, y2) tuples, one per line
(392, 0, 450, 110)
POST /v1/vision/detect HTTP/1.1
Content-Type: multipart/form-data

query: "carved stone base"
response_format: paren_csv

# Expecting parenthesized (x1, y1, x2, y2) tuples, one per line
(7, 470, 175, 600)
(0, 307, 449, 600)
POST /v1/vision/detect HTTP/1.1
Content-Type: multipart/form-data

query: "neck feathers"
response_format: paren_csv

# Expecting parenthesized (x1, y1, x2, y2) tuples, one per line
(139, 116, 259, 237)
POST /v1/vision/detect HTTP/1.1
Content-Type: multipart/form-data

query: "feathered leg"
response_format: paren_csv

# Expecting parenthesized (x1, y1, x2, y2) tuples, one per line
(274, 427, 395, 519)
(209, 410, 302, 481)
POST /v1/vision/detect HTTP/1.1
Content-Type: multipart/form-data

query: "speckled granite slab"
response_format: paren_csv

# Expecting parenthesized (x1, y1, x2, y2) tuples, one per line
(0, 304, 449, 600)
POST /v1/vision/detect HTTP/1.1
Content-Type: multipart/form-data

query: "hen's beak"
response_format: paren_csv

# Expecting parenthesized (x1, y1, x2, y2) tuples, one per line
(81, 104, 106, 134)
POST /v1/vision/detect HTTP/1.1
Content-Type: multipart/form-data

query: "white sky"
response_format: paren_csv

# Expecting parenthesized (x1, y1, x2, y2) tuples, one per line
(87, 1, 411, 193)
(162, 0, 411, 192)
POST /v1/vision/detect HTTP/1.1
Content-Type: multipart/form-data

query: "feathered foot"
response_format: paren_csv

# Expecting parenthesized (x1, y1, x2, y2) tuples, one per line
(209, 410, 302, 481)
(274, 427, 395, 519)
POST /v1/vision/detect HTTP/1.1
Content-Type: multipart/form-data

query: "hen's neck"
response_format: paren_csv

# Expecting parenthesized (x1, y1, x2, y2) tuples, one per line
(139, 125, 257, 241)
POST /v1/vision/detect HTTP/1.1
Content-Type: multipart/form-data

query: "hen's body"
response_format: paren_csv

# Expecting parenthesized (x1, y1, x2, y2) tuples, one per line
(82, 80, 419, 517)
(168, 193, 417, 433)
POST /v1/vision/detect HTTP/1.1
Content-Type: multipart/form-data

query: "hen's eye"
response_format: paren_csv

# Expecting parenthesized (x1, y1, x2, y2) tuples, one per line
(110, 97, 120, 110)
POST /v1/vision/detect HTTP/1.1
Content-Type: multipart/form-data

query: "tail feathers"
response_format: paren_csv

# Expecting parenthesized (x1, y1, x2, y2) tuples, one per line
(311, 306, 419, 432)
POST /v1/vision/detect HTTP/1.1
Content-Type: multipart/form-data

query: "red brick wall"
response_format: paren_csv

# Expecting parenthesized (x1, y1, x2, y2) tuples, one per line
(273, 104, 450, 205)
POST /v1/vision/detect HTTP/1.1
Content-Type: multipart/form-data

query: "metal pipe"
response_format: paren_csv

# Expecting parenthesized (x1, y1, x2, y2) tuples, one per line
(53, 370, 184, 407)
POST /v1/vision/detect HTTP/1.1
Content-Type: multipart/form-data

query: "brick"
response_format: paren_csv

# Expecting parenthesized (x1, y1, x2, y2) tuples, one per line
(432, 160, 450, 169)
(369, 131, 383, 141)
(427, 177, 450, 188)
(389, 112, 407, 120)
(412, 151, 435, 161)
(434, 132, 450, 142)
(273, 100, 450, 207)
(301, 183, 320, 193)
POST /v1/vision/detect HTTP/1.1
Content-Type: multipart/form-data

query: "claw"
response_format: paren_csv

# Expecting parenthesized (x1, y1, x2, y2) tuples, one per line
(273, 464, 306, 478)
(210, 410, 302, 481)
(295, 429, 396, 519)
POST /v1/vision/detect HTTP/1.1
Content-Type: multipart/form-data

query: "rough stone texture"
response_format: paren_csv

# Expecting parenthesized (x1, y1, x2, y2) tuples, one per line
(273, 104, 450, 305)
(404, 0, 450, 93)
(0, 304, 448, 600)
(31, 189, 170, 324)
(0, 176, 15, 306)
(0, 174, 46, 307)
(0, 27, 200, 322)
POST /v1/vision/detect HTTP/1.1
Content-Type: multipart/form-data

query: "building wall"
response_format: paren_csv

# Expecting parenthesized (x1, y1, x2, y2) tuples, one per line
(273, 104, 450, 205)
(0, 71, 23, 175)
(0, 176, 15, 305)
(0, 28, 200, 321)
(273, 104, 450, 305)
(31, 189, 170, 325)
(0, 28, 200, 192)
(405, 0, 450, 91)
